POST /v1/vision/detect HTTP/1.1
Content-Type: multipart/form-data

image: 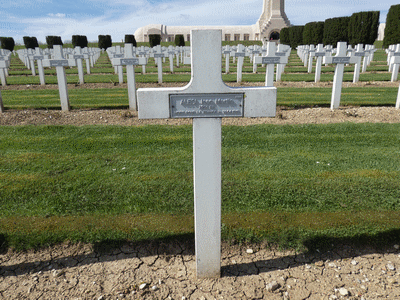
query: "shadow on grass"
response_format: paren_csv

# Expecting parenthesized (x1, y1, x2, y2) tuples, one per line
(1, 230, 400, 278)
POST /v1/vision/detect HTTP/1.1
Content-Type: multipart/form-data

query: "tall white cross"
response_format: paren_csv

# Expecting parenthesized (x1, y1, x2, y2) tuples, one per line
(112, 44, 147, 110)
(323, 42, 357, 110)
(137, 30, 276, 278)
(42, 45, 76, 111)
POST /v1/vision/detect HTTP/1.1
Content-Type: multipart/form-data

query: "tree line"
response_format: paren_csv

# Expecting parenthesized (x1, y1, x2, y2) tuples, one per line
(0, 32, 187, 52)
(280, 4, 400, 48)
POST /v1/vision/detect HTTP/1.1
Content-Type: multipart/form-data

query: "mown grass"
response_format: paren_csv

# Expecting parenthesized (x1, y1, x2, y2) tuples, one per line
(2, 86, 398, 109)
(0, 124, 399, 250)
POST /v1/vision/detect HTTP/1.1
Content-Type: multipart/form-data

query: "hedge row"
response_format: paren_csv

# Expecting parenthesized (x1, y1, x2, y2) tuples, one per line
(281, 9, 380, 48)
(383, 4, 400, 48)
(0, 37, 15, 52)
(23, 36, 39, 49)
(98, 35, 112, 50)
(72, 35, 88, 48)
(46, 36, 63, 49)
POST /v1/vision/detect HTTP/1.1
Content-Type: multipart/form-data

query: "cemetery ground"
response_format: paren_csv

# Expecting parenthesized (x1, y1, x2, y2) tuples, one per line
(1, 45, 400, 299)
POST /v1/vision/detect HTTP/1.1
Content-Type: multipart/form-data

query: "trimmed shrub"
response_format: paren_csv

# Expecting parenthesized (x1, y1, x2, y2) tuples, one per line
(124, 35, 137, 47)
(174, 35, 185, 47)
(46, 36, 63, 49)
(348, 11, 380, 46)
(383, 4, 400, 48)
(72, 35, 88, 48)
(279, 27, 290, 45)
(149, 34, 161, 48)
(303, 22, 324, 45)
(323, 17, 350, 46)
(0, 37, 15, 51)
(98, 35, 112, 50)
(288, 26, 304, 49)
(23, 36, 39, 49)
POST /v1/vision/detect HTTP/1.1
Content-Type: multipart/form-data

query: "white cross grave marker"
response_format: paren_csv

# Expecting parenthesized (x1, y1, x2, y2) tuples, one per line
(69, 46, 86, 84)
(137, 30, 276, 278)
(137, 46, 148, 74)
(112, 44, 147, 110)
(27, 49, 37, 76)
(32, 47, 48, 85)
(396, 82, 400, 109)
(167, 46, 176, 73)
(312, 44, 325, 83)
(390, 44, 400, 83)
(233, 44, 246, 83)
(0, 53, 10, 86)
(323, 42, 357, 110)
(254, 42, 288, 86)
(275, 44, 290, 82)
(307, 45, 315, 73)
(153, 45, 166, 84)
(82, 48, 92, 74)
(353, 44, 365, 83)
(222, 45, 231, 74)
(42, 45, 76, 111)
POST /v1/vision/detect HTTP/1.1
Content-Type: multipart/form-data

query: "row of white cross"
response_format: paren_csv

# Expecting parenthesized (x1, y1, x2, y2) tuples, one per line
(387, 44, 400, 83)
(0, 49, 12, 86)
(14, 47, 101, 86)
(297, 43, 378, 83)
(1, 39, 400, 113)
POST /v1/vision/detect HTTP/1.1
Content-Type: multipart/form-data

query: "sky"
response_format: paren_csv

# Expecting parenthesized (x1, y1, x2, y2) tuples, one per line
(0, 0, 395, 44)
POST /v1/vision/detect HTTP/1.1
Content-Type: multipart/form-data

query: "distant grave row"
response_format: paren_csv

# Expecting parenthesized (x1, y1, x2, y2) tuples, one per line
(0, 40, 399, 113)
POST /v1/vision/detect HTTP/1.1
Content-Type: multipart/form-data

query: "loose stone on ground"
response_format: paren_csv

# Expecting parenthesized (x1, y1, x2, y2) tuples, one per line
(1, 241, 400, 299)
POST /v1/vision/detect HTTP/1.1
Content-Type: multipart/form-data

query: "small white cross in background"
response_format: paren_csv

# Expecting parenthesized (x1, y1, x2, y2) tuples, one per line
(112, 44, 147, 110)
(323, 42, 358, 110)
(254, 42, 288, 86)
(42, 45, 77, 111)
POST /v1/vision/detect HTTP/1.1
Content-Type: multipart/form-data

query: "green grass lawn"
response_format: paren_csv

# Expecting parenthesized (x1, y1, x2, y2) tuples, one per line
(1, 45, 399, 252)
(2, 86, 398, 110)
(1, 123, 399, 250)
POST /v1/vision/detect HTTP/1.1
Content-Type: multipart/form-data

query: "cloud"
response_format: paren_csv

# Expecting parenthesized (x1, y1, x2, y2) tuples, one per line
(5, 0, 393, 44)
(47, 13, 66, 18)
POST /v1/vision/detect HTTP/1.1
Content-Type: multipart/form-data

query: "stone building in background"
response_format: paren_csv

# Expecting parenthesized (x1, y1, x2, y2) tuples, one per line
(134, 0, 290, 43)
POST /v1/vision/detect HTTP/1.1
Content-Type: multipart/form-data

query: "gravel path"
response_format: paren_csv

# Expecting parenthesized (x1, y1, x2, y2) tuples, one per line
(1, 241, 399, 299)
